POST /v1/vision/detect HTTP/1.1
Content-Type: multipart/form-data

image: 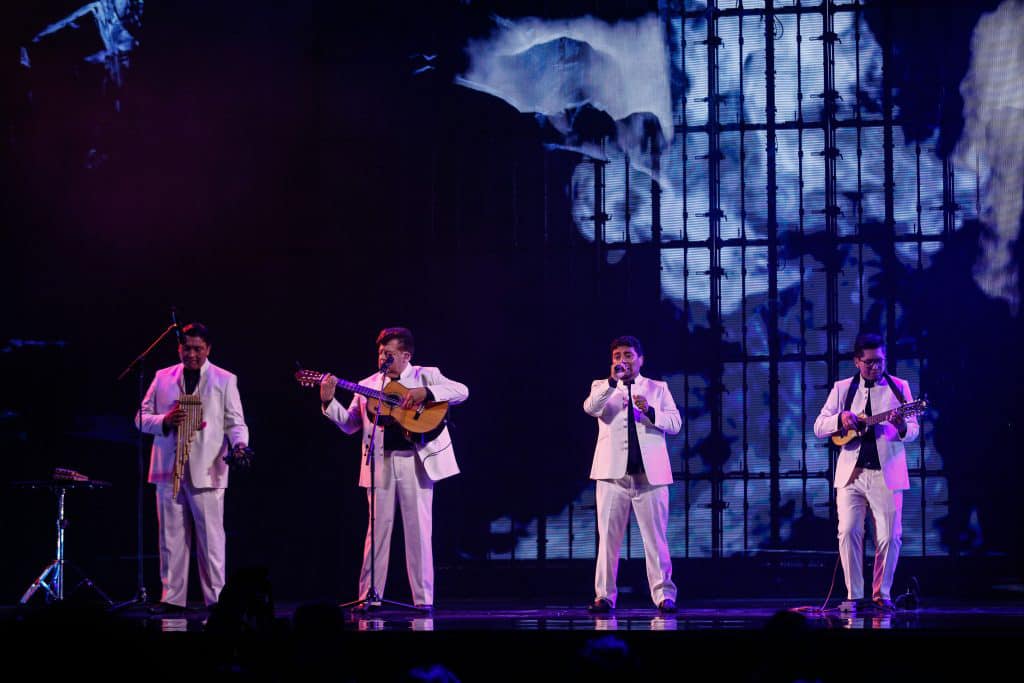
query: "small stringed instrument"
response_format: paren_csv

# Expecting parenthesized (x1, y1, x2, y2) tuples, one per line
(831, 398, 928, 446)
(295, 369, 448, 434)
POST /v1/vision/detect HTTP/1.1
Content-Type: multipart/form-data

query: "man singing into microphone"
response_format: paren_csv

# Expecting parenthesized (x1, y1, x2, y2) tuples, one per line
(813, 332, 919, 612)
(584, 335, 680, 613)
(319, 327, 468, 611)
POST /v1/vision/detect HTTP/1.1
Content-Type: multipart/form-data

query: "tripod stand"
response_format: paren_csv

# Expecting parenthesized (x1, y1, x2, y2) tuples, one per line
(17, 479, 114, 606)
(340, 369, 427, 614)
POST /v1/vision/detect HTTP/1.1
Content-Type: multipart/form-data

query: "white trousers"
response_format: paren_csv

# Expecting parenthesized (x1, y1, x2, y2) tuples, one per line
(359, 449, 435, 605)
(595, 474, 677, 607)
(836, 467, 903, 601)
(155, 478, 226, 607)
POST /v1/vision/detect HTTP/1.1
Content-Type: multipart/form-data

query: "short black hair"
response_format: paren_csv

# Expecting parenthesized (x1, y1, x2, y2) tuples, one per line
(853, 332, 884, 358)
(610, 335, 643, 356)
(377, 327, 415, 354)
(181, 322, 211, 345)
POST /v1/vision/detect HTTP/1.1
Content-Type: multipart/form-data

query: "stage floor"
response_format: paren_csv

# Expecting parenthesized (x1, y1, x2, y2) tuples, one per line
(8, 597, 1021, 631)
(5, 598, 1023, 680)
(329, 598, 1024, 632)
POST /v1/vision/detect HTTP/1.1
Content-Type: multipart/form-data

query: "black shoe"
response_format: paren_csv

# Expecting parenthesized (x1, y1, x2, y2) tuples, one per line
(872, 598, 896, 612)
(588, 598, 613, 613)
(148, 602, 187, 615)
(658, 599, 677, 613)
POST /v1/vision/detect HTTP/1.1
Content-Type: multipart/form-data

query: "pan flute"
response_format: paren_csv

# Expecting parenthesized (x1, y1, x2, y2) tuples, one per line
(173, 395, 203, 497)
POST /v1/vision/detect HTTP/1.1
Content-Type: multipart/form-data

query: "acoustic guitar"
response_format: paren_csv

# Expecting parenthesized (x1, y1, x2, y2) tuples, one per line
(295, 369, 448, 434)
(831, 398, 928, 446)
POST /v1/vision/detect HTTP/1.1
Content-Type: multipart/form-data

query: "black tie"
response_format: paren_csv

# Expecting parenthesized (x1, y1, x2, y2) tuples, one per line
(856, 379, 881, 469)
(625, 382, 645, 475)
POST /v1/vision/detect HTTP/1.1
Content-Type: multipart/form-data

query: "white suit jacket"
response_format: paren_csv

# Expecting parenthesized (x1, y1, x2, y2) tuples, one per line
(813, 374, 919, 491)
(583, 374, 681, 486)
(136, 361, 249, 489)
(323, 365, 469, 487)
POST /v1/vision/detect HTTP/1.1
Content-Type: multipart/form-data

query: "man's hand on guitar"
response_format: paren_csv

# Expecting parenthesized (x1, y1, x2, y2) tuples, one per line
(320, 374, 338, 403)
(888, 410, 907, 436)
(840, 410, 860, 432)
(400, 387, 428, 409)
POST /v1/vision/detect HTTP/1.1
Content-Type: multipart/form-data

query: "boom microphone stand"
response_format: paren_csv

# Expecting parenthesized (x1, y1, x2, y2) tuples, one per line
(341, 359, 425, 613)
(112, 322, 178, 609)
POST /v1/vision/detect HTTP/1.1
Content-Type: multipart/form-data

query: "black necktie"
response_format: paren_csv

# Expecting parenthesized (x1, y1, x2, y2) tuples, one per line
(625, 382, 645, 475)
(856, 379, 881, 469)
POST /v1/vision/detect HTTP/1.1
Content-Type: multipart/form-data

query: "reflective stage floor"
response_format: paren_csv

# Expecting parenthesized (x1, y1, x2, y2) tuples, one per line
(116, 597, 1024, 632)
(4, 598, 1023, 680)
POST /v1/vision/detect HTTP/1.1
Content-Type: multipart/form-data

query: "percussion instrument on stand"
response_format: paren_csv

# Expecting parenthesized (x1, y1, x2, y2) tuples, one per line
(14, 469, 114, 606)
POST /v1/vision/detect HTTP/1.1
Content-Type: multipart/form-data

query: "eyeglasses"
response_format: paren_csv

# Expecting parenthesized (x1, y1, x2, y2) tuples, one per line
(857, 357, 885, 367)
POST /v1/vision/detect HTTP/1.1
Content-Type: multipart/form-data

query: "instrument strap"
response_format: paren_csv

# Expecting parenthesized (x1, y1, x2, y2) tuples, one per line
(882, 371, 907, 404)
(842, 373, 860, 413)
(843, 371, 907, 412)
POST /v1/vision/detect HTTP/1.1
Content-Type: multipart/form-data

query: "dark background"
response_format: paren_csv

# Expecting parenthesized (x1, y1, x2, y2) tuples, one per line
(1, 0, 1020, 605)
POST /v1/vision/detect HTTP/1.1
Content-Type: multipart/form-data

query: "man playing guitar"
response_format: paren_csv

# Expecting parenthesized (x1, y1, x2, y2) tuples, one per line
(318, 327, 468, 612)
(813, 332, 920, 613)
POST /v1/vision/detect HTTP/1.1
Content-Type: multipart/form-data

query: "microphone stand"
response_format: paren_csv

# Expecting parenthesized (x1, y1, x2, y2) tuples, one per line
(111, 323, 178, 610)
(341, 366, 425, 614)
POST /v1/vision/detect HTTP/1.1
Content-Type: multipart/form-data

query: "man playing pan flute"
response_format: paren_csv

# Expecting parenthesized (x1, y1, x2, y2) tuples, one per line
(319, 327, 468, 611)
(136, 322, 249, 613)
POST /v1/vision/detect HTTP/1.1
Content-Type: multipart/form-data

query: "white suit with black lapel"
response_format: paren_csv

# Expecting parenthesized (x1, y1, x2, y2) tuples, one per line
(814, 374, 919, 491)
(814, 373, 919, 603)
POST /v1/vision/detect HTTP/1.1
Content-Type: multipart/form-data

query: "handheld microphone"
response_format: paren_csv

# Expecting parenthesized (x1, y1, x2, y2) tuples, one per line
(170, 307, 183, 345)
(613, 364, 625, 375)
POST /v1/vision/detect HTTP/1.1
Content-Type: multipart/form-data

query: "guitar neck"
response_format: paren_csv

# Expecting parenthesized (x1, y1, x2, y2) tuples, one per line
(864, 409, 896, 427)
(864, 402, 920, 426)
(336, 378, 387, 402)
